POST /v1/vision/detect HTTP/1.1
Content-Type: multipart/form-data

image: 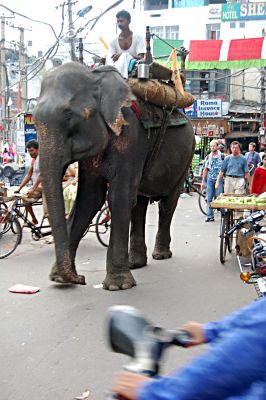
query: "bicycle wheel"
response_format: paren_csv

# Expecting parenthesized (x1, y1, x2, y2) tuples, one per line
(227, 211, 234, 253)
(0, 216, 22, 258)
(198, 189, 207, 215)
(220, 213, 229, 264)
(96, 205, 111, 247)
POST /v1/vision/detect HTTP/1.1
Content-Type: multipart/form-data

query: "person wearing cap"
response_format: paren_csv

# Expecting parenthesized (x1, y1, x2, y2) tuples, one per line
(218, 143, 225, 153)
(201, 140, 224, 222)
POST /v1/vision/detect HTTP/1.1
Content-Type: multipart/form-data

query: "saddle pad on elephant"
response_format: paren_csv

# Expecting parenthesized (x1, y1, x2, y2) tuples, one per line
(132, 98, 188, 130)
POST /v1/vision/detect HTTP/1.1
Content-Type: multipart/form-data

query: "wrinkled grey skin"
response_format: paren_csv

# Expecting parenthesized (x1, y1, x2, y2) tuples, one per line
(33, 62, 195, 290)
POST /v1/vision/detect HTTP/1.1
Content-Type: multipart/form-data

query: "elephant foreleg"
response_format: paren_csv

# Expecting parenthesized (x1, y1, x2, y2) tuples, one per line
(152, 186, 181, 260)
(129, 195, 149, 269)
(49, 167, 107, 285)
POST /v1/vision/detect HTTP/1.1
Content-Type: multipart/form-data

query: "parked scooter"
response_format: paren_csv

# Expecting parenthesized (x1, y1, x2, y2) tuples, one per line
(226, 210, 266, 297)
(105, 305, 192, 399)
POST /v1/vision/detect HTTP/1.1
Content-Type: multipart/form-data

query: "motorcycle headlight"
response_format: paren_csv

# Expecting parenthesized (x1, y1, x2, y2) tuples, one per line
(240, 272, 251, 282)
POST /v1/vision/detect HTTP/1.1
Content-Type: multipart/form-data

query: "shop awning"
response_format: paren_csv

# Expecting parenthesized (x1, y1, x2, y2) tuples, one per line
(153, 37, 266, 70)
(152, 39, 184, 64)
(229, 118, 260, 123)
(225, 131, 259, 139)
(186, 37, 266, 70)
(229, 100, 261, 114)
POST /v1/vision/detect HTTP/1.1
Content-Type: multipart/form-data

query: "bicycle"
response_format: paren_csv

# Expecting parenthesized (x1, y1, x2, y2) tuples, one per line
(82, 203, 111, 247)
(184, 177, 208, 216)
(0, 195, 111, 258)
(0, 195, 51, 259)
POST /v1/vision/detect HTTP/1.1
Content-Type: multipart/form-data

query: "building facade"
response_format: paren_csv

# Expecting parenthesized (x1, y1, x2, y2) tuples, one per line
(142, 0, 266, 160)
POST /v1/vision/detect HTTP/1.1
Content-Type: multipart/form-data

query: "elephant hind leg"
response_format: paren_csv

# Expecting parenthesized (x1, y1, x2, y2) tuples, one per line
(152, 187, 180, 260)
(129, 195, 149, 269)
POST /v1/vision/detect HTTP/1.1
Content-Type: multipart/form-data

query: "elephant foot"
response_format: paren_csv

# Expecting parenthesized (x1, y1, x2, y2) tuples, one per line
(152, 247, 172, 260)
(49, 263, 86, 285)
(129, 249, 147, 269)
(102, 271, 136, 291)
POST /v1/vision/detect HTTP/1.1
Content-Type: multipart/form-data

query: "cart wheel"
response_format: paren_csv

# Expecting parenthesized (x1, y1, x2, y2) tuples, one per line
(227, 211, 234, 253)
(198, 189, 207, 215)
(220, 212, 229, 264)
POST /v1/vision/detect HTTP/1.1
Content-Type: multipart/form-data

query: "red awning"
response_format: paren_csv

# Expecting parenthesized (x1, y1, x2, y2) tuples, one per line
(187, 37, 266, 69)
(227, 37, 264, 61)
(188, 40, 223, 62)
(188, 37, 266, 62)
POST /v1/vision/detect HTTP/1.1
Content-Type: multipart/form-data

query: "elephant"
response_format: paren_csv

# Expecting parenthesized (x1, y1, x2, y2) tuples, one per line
(33, 62, 195, 290)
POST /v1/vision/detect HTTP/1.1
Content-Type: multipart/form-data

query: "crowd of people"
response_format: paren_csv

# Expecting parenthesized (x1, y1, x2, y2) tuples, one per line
(0, 145, 16, 164)
(201, 140, 266, 222)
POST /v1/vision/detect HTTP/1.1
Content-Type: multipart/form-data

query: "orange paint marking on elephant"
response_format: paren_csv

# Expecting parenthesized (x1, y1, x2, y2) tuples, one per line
(111, 135, 129, 152)
(83, 107, 93, 119)
(108, 112, 129, 136)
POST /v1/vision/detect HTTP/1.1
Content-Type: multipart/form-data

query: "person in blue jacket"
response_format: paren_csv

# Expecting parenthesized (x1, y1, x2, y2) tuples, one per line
(111, 296, 266, 399)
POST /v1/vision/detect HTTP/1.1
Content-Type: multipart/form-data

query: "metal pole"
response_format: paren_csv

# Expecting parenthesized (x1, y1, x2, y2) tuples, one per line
(68, 0, 77, 61)
(0, 17, 6, 122)
(145, 26, 153, 64)
(19, 27, 27, 113)
(78, 38, 84, 64)
(260, 67, 265, 140)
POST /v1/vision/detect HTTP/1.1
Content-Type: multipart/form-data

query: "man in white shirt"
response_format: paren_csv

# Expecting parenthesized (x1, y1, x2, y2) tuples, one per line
(107, 10, 146, 78)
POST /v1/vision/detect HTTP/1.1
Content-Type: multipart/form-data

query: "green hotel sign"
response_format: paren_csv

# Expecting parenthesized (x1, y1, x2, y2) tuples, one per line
(222, 3, 266, 20)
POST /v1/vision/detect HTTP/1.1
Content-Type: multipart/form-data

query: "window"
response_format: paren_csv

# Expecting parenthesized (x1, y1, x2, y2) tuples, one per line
(239, 21, 245, 28)
(172, 0, 181, 7)
(230, 22, 236, 29)
(186, 70, 230, 101)
(144, 0, 168, 11)
(165, 25, 179, 40)
(206, 23, 220, 40)
(151, 25, 179, 40)
(150, 26, 164, 38)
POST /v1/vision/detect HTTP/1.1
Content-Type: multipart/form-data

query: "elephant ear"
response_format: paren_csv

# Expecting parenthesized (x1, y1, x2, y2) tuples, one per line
(96, 67, 135, 136)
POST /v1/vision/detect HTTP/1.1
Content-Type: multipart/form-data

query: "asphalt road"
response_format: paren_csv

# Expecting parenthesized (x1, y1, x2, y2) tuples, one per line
(0, 194, 255, 400)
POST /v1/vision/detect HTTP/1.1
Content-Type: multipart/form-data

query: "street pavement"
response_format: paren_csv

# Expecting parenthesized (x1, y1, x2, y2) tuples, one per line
(0, 194, 255, 400)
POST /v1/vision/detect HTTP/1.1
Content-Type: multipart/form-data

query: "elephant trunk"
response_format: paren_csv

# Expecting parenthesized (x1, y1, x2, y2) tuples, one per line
(39, 130, 71, 273)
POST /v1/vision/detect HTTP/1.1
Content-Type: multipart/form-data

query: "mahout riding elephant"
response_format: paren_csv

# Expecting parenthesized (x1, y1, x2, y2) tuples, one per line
(33, 62, 195, 290)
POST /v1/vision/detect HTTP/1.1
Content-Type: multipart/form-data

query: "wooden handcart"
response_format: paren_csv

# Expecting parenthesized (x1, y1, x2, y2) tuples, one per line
(210, 194, 266, 264)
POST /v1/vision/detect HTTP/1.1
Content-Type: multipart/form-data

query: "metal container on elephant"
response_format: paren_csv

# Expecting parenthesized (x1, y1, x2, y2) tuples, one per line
(137, 64, 150, 79)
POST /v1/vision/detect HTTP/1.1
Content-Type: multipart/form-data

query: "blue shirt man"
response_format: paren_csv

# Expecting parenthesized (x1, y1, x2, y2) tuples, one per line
(216, 141, 250, 194)
(201, 140, 224, 222)
(111, 296, 266, 399)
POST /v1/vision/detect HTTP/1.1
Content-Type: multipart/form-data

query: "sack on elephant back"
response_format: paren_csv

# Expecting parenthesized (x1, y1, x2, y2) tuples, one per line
(128, 78, 195, 109)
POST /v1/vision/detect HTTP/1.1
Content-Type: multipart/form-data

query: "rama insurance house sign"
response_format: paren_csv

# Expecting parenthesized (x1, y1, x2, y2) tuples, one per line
(197, 99, 222, 118)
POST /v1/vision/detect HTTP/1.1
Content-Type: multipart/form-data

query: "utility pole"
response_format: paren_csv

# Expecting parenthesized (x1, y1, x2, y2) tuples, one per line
(78, 38, 84, 64)
(260, 68, 265, 141)
(18, 27, 27, 113)
(0, 16, 6, 123)
(241, 70, 245, 100)
(67, 0, 77, 61)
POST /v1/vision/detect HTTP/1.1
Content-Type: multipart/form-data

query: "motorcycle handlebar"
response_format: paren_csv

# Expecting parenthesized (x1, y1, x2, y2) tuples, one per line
(226, 211, 265, 236)
(172, 330, 193, 347)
